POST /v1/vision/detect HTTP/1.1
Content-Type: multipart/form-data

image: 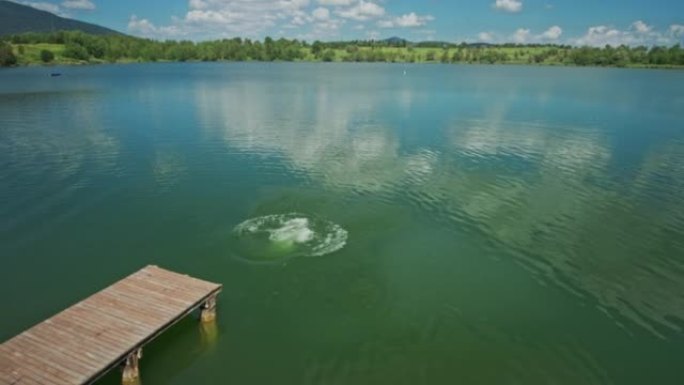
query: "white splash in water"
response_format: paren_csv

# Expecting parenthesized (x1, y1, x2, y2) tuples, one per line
(233, 213, 348, 261)
(269, 218, 314, 244)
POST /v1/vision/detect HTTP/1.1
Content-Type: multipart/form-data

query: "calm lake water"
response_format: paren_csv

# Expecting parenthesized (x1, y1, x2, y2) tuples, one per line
(1, 63, 683, 384)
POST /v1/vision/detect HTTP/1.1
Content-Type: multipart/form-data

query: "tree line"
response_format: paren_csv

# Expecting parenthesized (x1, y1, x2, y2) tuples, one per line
(1, 31, 683, 67)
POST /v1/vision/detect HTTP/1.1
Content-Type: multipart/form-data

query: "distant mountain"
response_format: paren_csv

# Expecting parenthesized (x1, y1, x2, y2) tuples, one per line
(467, 42, 495, 48)
(382, 36, 408, 46)
(0, 0, 120, 36)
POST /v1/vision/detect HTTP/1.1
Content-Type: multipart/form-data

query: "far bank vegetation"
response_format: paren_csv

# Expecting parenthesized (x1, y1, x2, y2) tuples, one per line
(1, 31, 683, 68)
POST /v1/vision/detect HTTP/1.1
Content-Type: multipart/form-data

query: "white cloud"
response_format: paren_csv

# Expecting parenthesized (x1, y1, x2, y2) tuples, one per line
(493, 0, 522, 13)
(475, 25, 561, 44)
(124, 0, 435, 40)
(336, 0, 384, 21)
(127, 0, 412, 40)
(632, 20, 652, 34)
(312, 7, 330, 21)
(127, 15, 183, 38)
(189, 0, 209, 9)
(128, 15, 158, 35)
(540, 25, 562, 40)
(512, 28, 530, 43)
(574, 25, 629, 46)
(671, 24, 684, 36)
(62, 0, 95, 10)
(481, 23, 681, 46)
(127, 0, 316, 39)
(478, 32, 494, 42)
(378, 12, 434, 28)
(571, 22, 679, 47)
(317, 0, 353, 5)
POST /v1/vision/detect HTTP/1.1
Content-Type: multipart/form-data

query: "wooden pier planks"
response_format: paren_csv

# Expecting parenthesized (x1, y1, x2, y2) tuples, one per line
(0, 265, 222, 385)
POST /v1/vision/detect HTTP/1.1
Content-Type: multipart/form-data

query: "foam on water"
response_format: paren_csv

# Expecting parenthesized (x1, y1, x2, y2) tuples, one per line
(269, 218, 315, 244)
(233, 213, 348, 262)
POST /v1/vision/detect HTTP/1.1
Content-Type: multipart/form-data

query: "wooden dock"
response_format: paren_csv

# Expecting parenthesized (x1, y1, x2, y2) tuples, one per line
(0, 265, 222, 385)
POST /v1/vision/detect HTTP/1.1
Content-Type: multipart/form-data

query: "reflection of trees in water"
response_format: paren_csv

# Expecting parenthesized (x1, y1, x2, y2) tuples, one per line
(0, 94, 118, 182)
(194, 81, 684, 337)
(0, 93, 119, 239)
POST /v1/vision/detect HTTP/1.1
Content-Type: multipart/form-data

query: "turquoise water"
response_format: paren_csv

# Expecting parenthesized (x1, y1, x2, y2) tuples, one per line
(1, 63, 683, 384)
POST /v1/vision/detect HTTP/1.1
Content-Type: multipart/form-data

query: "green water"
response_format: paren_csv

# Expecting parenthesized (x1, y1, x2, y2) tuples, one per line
(1, 63, 683, 384)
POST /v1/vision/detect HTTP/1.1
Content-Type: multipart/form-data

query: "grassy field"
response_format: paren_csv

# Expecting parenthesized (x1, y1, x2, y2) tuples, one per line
(14, 43, 64, 65)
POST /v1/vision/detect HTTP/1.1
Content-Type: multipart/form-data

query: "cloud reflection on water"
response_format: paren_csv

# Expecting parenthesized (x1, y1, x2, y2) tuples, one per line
(193, 73, 684, 339)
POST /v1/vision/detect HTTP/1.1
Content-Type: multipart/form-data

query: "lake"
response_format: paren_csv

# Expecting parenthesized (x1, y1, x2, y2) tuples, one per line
(1, 63, 683, 384)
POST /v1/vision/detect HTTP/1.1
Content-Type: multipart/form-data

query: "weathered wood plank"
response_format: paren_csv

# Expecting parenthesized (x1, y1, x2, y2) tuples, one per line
(96, 290, 176, 323)
(137, 266, 219, 293)
(115, 279, 199, 309)
(123, 274, 206, 301)
(22, 330, 102, 373)
(0, 265, 222, 385)
(0, 346, 65, 385)
(45, 314, 133, 356)
(108, 281, 192, 313)
(1, 339, 82, 384)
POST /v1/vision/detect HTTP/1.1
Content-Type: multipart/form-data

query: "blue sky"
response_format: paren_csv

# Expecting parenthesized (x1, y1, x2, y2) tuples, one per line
(12, 0, 684, 45)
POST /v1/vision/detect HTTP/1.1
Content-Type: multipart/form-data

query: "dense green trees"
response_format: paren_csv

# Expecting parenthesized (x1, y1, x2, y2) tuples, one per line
(0, 41, 17, 66)
(3, 31, 684, 68)
(63, 42, 89, 60)
(40, 49, 54, 63)
(5, 31, 309, 63)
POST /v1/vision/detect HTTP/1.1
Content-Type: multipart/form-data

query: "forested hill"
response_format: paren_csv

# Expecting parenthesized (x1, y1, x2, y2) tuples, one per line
(0, 0, 120, 36)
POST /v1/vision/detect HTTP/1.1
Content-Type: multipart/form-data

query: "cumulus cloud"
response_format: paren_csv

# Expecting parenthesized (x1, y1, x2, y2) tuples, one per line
(631, 20, 652, 33)
(478, 31, 494, 42)
(127, 15, 184, 38)
(475, 23, 680, 46)
(128, 15, 158, 36)
(493, 0, 522, 13)
(312, 7, 330, 21)
(336, 0, 384, 21)
(62, 0, 95, 10)
(378, 12, 434, 28)
(671, 24, 684, 36)
(317, 0, 354, 5)
(540, 25, 562, 40)
(573, 26, 630, 46)
(512, 28, 530, 43)
(128, 0, 316, 39)
(127, 0, 430, 40)
(475, 25, 561, 44)
(571, 22, 680, 46)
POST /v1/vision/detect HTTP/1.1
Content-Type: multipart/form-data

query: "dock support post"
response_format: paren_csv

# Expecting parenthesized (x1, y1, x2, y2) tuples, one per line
(201, 294, 218, 323)
(122, 348, 142, 384)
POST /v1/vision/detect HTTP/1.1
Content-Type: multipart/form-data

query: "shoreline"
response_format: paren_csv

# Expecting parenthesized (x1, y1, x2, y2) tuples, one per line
(4, 59, 684, 71)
